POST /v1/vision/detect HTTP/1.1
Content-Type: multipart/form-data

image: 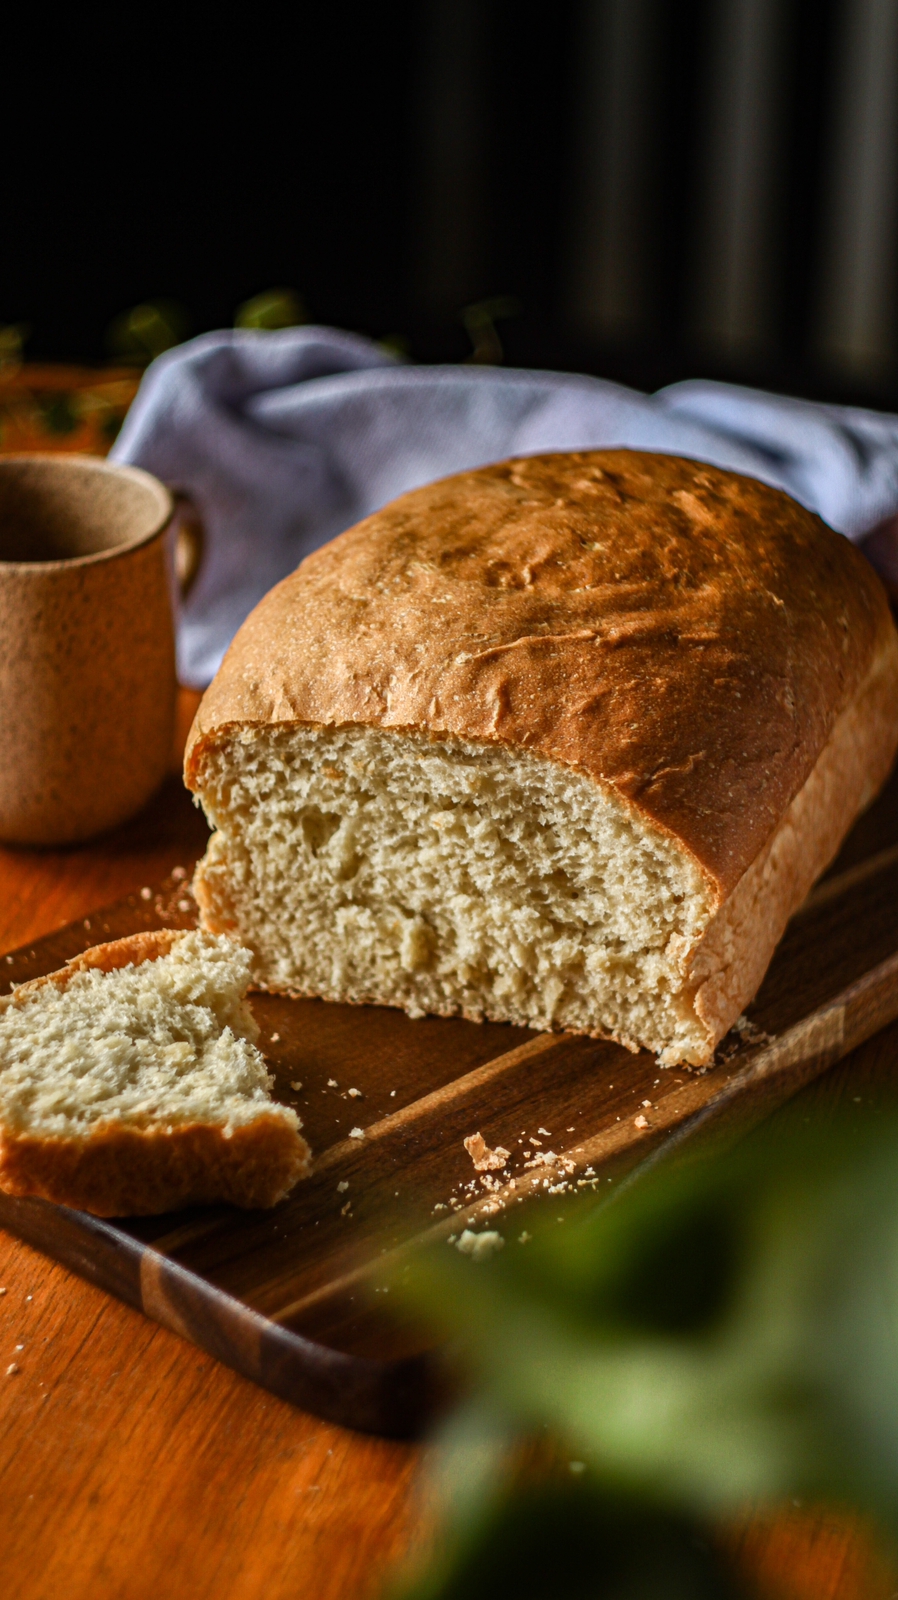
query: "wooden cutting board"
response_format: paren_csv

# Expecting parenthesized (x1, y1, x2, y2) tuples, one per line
(1, 768, 897, 1439)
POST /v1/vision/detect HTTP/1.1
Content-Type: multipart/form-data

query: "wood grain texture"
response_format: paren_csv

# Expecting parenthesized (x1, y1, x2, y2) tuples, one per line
(0, 686, 895, 1597)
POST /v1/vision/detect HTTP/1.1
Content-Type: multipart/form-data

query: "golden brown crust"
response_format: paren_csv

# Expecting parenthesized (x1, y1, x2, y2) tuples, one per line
(65, 929, 181, 974)
(688, 638, 898, 1057)
(0, 1116, 310, 1216)
(0, 930, 181, 1013)
(185, 450, 897, 896)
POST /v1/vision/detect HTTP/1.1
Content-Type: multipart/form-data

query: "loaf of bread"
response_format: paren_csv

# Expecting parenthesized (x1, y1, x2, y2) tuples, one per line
(0, 929, 309, 1215)
(185, 450, 898, 1066)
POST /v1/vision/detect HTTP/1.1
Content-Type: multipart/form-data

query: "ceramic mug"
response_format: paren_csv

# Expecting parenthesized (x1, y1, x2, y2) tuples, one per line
(0, 454, 176, 845)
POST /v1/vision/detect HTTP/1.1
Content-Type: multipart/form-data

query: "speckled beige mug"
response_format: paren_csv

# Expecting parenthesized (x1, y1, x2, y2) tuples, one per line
(0, 455, 176, 845)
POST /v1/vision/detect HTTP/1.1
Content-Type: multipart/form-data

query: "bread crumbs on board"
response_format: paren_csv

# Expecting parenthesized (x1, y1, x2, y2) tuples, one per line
(464, 1132, 510, 1171)
(454, 1229, 504, 1260)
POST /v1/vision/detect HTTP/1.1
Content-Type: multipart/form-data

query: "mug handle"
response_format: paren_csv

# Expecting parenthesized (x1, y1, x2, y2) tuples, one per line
(171, 491, 205, 601)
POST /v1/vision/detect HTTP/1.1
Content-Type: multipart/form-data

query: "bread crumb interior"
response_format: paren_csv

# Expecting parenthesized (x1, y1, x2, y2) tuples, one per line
(0, 931, 288, 1137)
(194, 728, 716, 1062)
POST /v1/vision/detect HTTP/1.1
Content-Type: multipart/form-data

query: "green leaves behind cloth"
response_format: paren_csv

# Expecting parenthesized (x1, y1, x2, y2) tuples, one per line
(393, 1114, 898, 1595)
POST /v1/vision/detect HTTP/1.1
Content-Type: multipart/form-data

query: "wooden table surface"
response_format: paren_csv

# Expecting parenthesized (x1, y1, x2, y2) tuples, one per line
(1, 687, 896, 1600)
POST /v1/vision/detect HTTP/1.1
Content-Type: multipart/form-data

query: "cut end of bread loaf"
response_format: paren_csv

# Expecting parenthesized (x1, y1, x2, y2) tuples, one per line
(194, 727, 720, 1063)
(0, 929, 310, 1215)
(192, 633, 898, 1069)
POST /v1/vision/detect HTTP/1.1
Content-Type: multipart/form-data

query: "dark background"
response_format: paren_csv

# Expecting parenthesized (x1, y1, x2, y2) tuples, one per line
(4, 1, 897, 407)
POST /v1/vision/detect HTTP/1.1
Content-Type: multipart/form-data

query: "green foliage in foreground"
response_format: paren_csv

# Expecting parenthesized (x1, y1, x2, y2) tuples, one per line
(391, 1114, 898, 1598)
(402, 1475, 750, 1600)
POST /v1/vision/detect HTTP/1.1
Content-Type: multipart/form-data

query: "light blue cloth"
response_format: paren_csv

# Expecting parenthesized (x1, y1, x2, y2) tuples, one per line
(111, 327, 898, 686)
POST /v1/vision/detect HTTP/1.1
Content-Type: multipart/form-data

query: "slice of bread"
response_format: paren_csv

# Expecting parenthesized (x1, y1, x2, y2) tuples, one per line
(0, 929, 309, 1216)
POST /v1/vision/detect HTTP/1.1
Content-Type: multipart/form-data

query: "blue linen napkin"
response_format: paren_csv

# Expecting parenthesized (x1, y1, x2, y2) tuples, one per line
(111, 327, 898, 687)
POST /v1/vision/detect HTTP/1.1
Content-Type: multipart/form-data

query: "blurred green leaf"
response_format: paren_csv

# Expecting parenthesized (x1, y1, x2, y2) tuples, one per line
(391, 1477, 750, 1600)
(399, 1117, 898, 1532)
(105, 300, 190, 365)
(101, 409, 125, 443)
(0, 322, 29, 370)
(460, 295, 522, 364)
(234, 287, 307, 331)
(376, 333, 411, 360)
(39, 394, 79, 434)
